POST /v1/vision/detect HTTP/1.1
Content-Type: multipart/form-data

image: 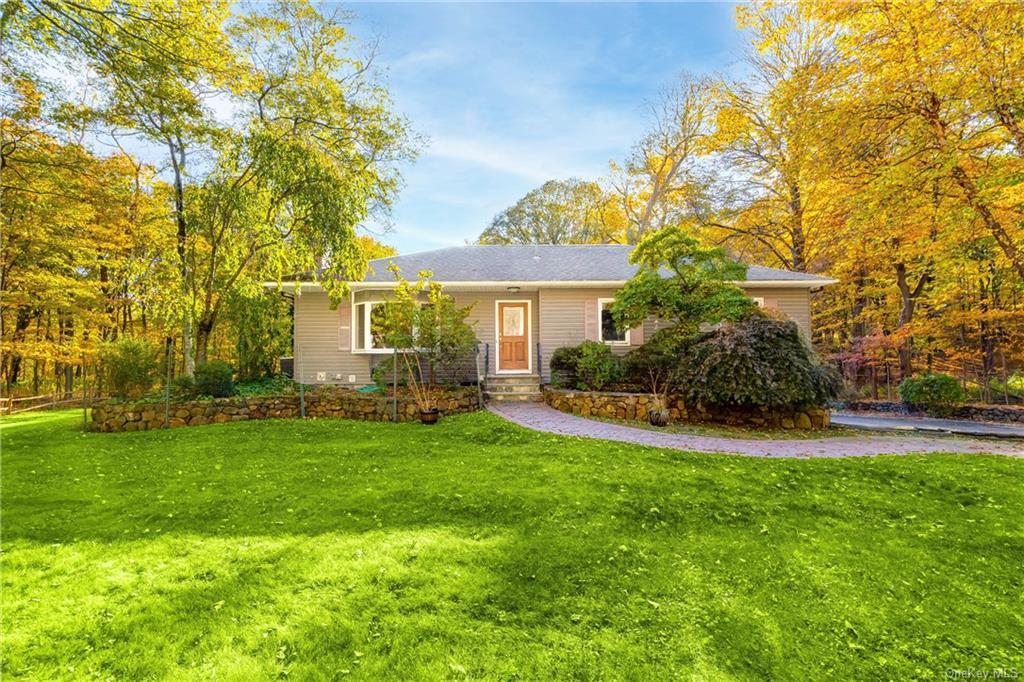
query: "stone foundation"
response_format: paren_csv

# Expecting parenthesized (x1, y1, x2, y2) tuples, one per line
(91, 387, 480, 432)
(543, 388, 830, 430)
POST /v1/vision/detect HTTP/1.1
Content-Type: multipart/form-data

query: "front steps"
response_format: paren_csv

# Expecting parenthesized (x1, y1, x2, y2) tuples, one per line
(484, 374, 542, 402)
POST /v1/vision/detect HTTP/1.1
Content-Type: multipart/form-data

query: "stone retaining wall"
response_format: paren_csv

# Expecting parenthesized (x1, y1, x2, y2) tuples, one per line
(91, 387, 480, 432)
(842, 400, 1024, 423)
(544, 388, 830, 430)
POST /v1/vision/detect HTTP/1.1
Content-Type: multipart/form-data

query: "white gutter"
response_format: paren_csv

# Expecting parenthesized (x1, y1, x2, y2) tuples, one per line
(265, 278, 838, 291)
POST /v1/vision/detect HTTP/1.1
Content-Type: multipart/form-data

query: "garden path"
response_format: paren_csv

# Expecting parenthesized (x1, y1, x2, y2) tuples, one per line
(488, 402, 1024, 458)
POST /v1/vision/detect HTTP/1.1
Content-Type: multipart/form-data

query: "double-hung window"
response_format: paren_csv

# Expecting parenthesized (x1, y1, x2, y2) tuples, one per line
(598, 298, 629, 345)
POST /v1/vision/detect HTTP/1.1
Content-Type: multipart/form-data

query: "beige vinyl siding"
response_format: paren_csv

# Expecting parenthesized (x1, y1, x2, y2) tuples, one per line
(292, 283, 812, 385)
(354, 289, 539, 377)
(449, 291, 538, 375)
(741, 286, 812, 338)
(293, 290, 371, 384)
(537, 288, 641, 381)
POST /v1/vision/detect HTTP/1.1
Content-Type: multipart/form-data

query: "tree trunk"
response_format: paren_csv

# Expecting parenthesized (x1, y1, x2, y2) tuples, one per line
(168, 136, 195, 377)
(788, 183, 807, 272)
(64, 364, 74, 400)
(950, 165, 1024, 282)
(6, 307, 32, 388)
(895, 262, 930, 379)
(194, 314, 216, 366)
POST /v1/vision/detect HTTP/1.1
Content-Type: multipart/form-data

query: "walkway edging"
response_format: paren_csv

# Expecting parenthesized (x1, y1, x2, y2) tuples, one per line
(488, 402, 1024, 458)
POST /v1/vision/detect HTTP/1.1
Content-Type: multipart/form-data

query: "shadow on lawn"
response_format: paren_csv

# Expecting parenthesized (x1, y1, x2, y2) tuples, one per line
(3, 411, 1024, 679)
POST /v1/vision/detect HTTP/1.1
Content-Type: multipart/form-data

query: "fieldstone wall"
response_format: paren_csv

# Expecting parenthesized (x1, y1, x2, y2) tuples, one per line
(842, 400, 1024, 424)
(544, 388, 830, 430)
(91, 387, 480, 432)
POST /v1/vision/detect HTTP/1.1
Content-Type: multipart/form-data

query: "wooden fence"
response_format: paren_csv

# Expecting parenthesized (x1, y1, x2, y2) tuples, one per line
(0, 392, 97, 415)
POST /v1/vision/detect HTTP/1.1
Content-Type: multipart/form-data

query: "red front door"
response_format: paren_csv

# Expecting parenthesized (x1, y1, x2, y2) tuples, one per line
(498, 302, 528, 371)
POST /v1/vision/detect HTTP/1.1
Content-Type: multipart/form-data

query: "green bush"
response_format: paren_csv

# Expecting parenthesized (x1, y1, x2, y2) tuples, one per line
(622, 329, 686, 397)
(234, 375, 298, 397)
(549, 342, 623, 391)
(898, 373, 965, 417)
(226, 290, 292, 381)
(676, 313, 841, 409)
(194, 360, 235, 398)
(549, 345, 583, 387)
(100, 338, 159, 399)
(170, 376, 197, 401)
(574, 341, 621, 391)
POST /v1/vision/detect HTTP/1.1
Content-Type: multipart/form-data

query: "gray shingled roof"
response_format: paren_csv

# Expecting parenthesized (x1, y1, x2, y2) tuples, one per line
(359, 245, 833, 284)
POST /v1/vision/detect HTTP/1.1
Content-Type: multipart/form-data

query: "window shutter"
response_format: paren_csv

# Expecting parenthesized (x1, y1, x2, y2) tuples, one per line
(584, 299, 598, 341)
(630, 320, 645, 346)
(339, 303, 351, 351)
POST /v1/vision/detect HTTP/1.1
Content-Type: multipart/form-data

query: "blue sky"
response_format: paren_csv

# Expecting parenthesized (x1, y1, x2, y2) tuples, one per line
(343, 2, 744, 253)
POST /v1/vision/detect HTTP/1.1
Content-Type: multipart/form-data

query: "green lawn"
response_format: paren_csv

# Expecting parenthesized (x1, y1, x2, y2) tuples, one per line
(2, 410, 1022, 680)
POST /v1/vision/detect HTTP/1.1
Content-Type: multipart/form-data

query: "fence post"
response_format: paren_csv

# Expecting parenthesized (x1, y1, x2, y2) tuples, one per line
(297, 344, 306, 418)
(475, 343, 483, 409)
(392, 348, 398, 422)
(163, 337, 173, 428)
(81, 353, 89, 432)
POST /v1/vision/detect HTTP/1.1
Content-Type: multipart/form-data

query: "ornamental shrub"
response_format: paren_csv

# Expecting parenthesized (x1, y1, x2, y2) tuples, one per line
(549, 341, 622, 391)
(898, 373, 965, 417)
(170, 376, 197, 401)
(676, 313, 840, 409)
(194, 360, 235, 398)
(100, 338, 159, 399)
(622, 328, 687, 398)
(549, 345, 583, 387)
(574, 341, 621, 391)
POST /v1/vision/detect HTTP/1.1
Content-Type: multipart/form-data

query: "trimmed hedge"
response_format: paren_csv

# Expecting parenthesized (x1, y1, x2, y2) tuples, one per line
(898, 373, 965, 417)
(677, 315, 840, 410)
(195, 360, 235, 398)
(550, 341, 621, 391)
(549, 314, 839, 410)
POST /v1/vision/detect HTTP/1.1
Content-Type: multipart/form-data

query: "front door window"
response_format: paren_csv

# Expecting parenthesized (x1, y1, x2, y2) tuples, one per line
(498, 302, 528, 371)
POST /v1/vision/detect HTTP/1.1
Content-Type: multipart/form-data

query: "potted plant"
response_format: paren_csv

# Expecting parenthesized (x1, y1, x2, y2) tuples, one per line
(399, 351, 440, 424)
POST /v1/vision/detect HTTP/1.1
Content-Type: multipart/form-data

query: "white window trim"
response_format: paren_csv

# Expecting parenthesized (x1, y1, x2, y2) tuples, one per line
(494, 299, 532, 374)
(597, 298, 630, 345)
(351, 300, 394, 354)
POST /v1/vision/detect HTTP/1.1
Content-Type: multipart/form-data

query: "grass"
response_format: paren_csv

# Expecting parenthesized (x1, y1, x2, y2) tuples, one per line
(2, 410, 1022, 680)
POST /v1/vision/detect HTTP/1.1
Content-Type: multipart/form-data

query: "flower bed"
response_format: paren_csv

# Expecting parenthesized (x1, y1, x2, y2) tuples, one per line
(544, 388, 830, 430)
(91, 387, 480, 432)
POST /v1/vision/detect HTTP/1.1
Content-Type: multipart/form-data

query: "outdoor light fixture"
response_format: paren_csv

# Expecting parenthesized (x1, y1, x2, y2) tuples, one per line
(506, 286, 520, 293)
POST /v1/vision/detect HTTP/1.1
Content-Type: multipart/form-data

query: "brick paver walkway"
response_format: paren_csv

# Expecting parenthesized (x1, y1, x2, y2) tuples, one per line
(488, 402, 1024, 458)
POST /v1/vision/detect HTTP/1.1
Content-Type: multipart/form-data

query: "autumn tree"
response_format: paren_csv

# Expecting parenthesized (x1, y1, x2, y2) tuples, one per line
(183, 2, 413, 362)
(800, 1, 1024, 282)
(608, 75, 714, 243)
(7, 0, 415, 372)
(5, 0, 236, 376)
(478, 179, 622, 244)
(703, 5, 843, 273)
(1, 81, 173, 393)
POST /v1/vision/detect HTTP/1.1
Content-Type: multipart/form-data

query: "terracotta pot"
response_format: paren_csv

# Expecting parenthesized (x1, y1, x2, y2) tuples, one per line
(420, 408, 440, 425)
(648, 408, 670, 427)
